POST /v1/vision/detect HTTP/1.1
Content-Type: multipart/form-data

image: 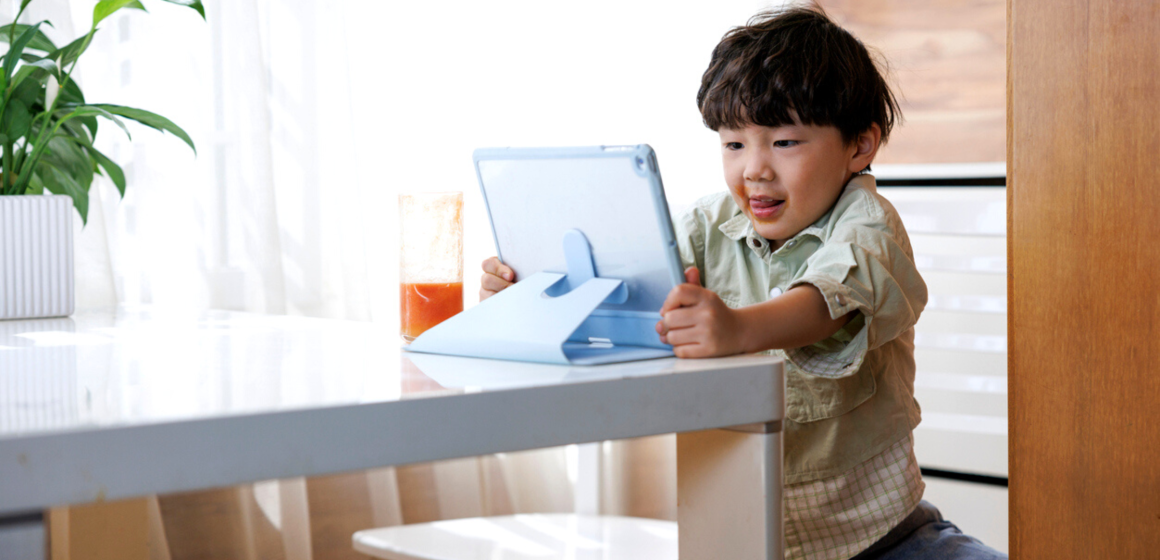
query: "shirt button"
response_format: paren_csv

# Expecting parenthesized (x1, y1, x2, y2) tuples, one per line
(836, 294, 847, 306)
(769, 287, 783, 298)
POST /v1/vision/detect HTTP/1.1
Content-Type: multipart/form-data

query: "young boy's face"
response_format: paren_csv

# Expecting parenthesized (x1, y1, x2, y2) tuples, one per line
(719, 122, 868, 249)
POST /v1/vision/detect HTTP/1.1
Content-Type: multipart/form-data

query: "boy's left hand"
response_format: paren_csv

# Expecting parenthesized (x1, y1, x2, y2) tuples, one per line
(656, 267, 746, 358)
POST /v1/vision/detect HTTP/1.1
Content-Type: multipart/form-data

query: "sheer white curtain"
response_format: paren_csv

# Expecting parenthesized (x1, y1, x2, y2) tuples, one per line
(57, 0, 373, 320)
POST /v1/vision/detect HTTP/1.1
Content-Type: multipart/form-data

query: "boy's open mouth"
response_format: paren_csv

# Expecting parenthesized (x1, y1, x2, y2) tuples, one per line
(749, 196, 784, 219)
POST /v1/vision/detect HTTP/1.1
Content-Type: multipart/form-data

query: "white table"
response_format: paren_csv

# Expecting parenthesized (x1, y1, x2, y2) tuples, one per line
(0, 307, 784, 559)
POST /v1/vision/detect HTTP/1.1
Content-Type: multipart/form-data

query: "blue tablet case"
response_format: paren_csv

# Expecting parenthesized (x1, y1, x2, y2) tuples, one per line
(405, 145, 684, 365)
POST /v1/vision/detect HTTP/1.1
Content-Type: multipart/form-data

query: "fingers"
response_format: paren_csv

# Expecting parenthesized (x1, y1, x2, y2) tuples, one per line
(684, 266, 702, 286)
(672, 343, 711, 359)
(480, 272, 513, 298)
(666, 327, 731, 359)
(660, 306, 701, 330)
(656, 286, 742, 358)
(662, 322, 708, 358)
(481, 257, 514, 282)
(657, 305, 707, 352)
(663, 325, 701, 348)
(482, 256, 502, 275)
(656, 313, 696, 342)
(659, 283, 707, 315)
(658, 283, 710, 346)
(480, 256, 516, 301)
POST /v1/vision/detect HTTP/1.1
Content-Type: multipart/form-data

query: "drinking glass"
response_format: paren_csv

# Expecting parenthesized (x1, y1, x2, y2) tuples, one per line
(399, 192, 464, 342)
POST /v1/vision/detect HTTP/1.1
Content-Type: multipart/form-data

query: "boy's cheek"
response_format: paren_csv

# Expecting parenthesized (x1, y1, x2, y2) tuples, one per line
(726, 187, 748, 208)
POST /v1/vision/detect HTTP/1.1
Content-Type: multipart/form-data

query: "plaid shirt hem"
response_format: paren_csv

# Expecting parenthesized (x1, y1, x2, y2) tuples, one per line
(784, 434, 925, 560)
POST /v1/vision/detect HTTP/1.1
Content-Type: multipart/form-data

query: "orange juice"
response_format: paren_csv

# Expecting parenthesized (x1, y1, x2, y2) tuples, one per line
(400, 281, 464, 340)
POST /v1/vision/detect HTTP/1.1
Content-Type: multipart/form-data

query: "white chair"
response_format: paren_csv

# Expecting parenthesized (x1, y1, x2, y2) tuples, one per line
(352, 443, 678, 560)
(352, 513, 677, 560)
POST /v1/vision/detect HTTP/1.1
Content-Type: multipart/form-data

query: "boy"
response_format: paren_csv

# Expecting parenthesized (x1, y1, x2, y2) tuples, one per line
(483, 6, 1005, 559)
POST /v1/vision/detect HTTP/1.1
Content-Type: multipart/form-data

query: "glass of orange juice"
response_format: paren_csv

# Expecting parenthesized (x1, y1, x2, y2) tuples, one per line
(399, 192, 464, 342)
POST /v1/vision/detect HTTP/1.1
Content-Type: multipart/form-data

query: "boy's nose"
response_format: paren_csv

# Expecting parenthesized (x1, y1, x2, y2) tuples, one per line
(743, 155, 774, 182)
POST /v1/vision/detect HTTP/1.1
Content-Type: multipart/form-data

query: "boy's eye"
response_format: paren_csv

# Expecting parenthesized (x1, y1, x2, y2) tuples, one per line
(773, 140, 799, 148)
(724, 142, 744, 150)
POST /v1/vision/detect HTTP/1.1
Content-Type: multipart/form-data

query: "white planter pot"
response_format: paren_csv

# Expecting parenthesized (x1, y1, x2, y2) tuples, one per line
(1, 195, 75, 320)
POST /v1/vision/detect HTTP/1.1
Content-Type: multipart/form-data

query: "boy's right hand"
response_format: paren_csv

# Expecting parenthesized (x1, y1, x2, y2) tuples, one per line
(656, 266, 747, 358)
(480, 256, 516, 301)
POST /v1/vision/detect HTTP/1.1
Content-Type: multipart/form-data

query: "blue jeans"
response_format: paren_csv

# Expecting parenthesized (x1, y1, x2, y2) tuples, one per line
(849, 501, 1008, 560)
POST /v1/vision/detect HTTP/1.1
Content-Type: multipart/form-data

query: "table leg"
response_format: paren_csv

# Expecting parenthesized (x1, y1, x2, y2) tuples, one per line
(677, 423, 783, 560)
(0, 512, 45, 560)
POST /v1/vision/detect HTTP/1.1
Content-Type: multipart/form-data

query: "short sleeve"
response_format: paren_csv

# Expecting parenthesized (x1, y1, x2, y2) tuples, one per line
(675, 208, 706, 277)
(786, 199, 928, 378)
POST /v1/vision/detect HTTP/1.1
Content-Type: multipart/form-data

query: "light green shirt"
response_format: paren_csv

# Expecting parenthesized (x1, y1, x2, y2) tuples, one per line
(676, 174, 927, 484)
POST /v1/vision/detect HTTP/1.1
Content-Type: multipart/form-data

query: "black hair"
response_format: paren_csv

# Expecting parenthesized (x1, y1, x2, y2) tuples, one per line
(696, 5, 901, 144)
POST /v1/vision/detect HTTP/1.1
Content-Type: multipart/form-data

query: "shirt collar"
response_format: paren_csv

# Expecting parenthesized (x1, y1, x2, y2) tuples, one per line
(719, 212, 752, 241)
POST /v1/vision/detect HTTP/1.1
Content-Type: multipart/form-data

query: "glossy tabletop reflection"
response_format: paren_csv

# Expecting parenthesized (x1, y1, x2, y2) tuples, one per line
(3, 307, 406, 437)
(1, 307, 780, 437)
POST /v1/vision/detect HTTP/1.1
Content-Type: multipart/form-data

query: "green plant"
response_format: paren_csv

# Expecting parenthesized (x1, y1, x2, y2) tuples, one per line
(0, 0, 203, 223)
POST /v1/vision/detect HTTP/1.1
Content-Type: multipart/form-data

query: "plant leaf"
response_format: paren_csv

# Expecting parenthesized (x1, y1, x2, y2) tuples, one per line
(27, 171, 45, 195)
(10, 67, 46, 108)
(4, 21, 45, 81)
(37, 161, 89, 224)
(59, 104, 133, 140)
(1, 98, 33, 140)
(86, 144, 125, 197)
(0, 23, 57, 52)
(48, 35, 90, 69)
(11, 57, 60, 93)
(38, 85, 95, 139)
(40, 136, 94, 190)
(160, 0, 205, 20)
(93, 0, 147, 29)
(79, 115, 98, 140)
(60, 116, 94, 144)
(56, 132, 126, 197)
(92, 103, 196, 154)
(19, 57, 60, 78)
(57, 74, 86, 105)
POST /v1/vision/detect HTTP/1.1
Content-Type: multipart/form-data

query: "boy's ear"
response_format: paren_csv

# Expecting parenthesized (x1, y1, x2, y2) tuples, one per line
(848, 123, 882, 174)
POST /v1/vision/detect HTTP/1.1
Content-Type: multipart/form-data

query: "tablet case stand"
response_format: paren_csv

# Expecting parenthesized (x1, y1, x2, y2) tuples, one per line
(405, 229, 674, 365)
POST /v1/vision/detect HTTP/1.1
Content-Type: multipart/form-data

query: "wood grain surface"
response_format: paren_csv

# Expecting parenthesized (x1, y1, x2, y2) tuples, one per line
(823, 0, 1006, 164)
(47, 498, 150, 560)
(1008, 0, 1160, 556)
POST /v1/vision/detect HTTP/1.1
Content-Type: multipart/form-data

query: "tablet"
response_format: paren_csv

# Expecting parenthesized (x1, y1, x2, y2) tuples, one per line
(474, 145, 685, 319)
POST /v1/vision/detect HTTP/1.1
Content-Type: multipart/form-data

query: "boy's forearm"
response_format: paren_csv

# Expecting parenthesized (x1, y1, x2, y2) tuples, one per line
(734, 285, 854, 353)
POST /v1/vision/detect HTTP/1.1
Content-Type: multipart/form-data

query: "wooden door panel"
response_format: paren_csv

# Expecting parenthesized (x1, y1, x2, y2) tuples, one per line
(1008, 0, 1160, 557)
